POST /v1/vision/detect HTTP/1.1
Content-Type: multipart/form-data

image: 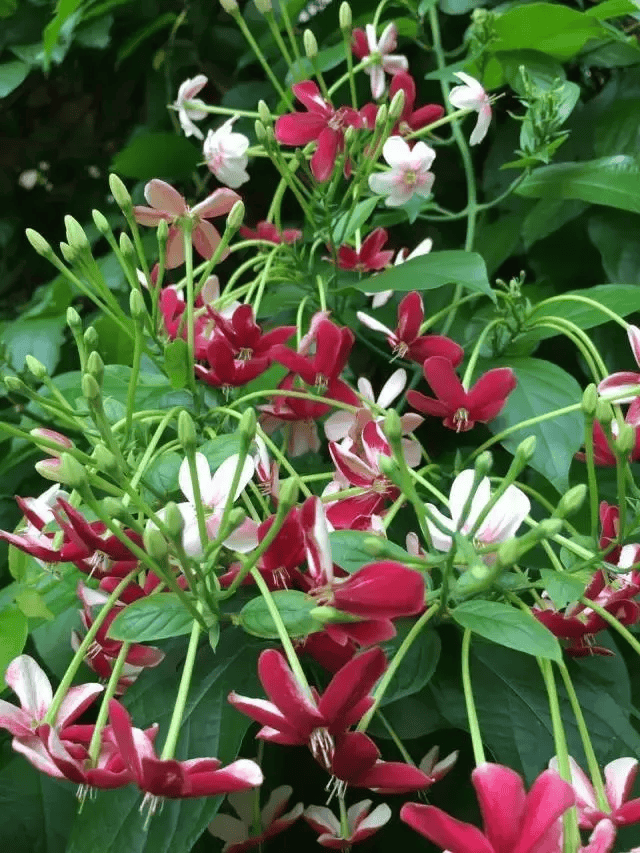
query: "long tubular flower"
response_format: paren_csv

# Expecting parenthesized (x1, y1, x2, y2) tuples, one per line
(448, 72, 492, 145)
(368, 136, 436, 207)
(400, 763, 575, 853)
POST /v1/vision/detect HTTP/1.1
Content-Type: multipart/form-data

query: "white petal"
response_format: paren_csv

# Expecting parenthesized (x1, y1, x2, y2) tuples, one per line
(369, 65, 385, 100)
(469, 103, 492, 146)
(377, 368, 406, 408)
(357, 803, 392, 831)
(604, 756, 638, 810)
(228, 789, 254, 824)
(381, 135, 411, 168)
(478, 485, 530, 544)
(304, 805, 340, 834)
(178, 453, 213, 505)
(407, 237, 433, 260)
(412, 141, 436, 170)
(356, 311, 393, 336)
(208, 813, 249, 844)
(347, 799, 372, 828)
(324, 410, 356, 442)
(261, 785, 293, 827)
(208, 454, 255, 507)
(425, 505, 455, 552)
(5, 655, 52, 719)
(448, 470, 486, 530)
(368, 170, 398, 198)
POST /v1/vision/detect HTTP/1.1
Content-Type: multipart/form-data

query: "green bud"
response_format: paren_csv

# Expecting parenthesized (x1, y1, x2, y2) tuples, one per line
(254, 0, 271, 13)
(534, 518, 563, 540)
(119, 232, 136, 263)
(514, 435, 536, 465)
(277, 477, 299, 510)
(374, 104, 388, 131)
(614, 422, 635, 457)
(101, 497, 131, 521)
(66, 307, 82, 332)
(595, 399, 614, 425)
(309, 605, 361, 624)
(178, 410, 197, 450)
(92, 209, 111, 236)
(109, 173, 132, 212)
(157, 218, 169, 244)
(25, 355, 48, 381)
(226, 200, 245, 232)
(219, 0, 239, 13)
(555, 484, 587, 518)
(474, 450, 493, 478)
(64, 215, 90, 252)
(254, 121, 267, 143)
(363, 536, 387, 557)
(164, 502, 185, 539)
(378, 454, 401, 485)
(239, 408, 257, 447)
(257, 100, 271, 125)
(389, 88, 405, 121)
(38, 452, 87, 489)
(223, 507, 247, 537)
(343, 125, 356, 147)
(59, 242, 74, 263)
(86, 351, 104, 385)
(582, 384, 598, 417)
(383, 409, 403, 446)
(92, 442, 118, 474)
(84, 326, 99, 353)
(82, 374, 102, 403)
(143, 523, 169, 561)
(3, 375, 24, 393)
(130, 289, 147, 322)
(25, 228, 55, 259)
(496, 537, 520, 568)
(303, 29, 318, 59)
(339, 1, 352, 30)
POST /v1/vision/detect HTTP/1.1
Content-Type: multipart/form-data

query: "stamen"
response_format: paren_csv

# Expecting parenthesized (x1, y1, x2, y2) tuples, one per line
(453, 408, 469, 433)
(310, 727, 335, 771)
(140, 793, 164, 828)
(324, 775, 347, 804)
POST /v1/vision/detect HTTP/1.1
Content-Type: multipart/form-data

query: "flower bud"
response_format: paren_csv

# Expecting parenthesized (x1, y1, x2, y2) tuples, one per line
(25, 355, 48, 381)
(92, 209, 111, 236)
(226, 200, 245, 233)
(130, 289, 147, 322)
(239, 408, 257, 448)
(555, 484, 587, 519)
(30, 428, 74, 455)
(533, 518, 563, 540)
(3, 375, 24, 393)
(64, 215, 90, 252)
(92, 442, 118, 474)
(303, 29, 318, 59)
(101, 497, 132, 522)
(257, 100, 271, 125)
(614, 422, 635, 457)
(59, 242, 74, 263)
(86, 351, 104, 385)
(277, 477, 299, 510)
(582, 384, 598, 417)
(254, 0, 271, 13)
(143, 522, 169, 561)
(66, 307, 82, 332)
(25, 228, 55, 259)
(378, 454, 401, 485)
(343, 125, 356, 147)
(383, 409, 403, 446)
(109, 173, 132, 213)
(157, 218, 169, 245)
(219, 0, 239, 13)
(178, 411, 197, 451)
(496, 536, 520, 569)
(254, 121, 267, 143)
(84, 326, 99, 352)
(595, 399, 614, 425)
(339, 1, 352, 31)
(514, 435, 536, 466)
(36, 452, 87, 488)
(389, 89, 405, 121)
(164, 502, 185, 539)
(82, 374, 102, 403)
(374, 103, 388, 131)
(119, 232, 136, 264)
(474, 450, 493, 478)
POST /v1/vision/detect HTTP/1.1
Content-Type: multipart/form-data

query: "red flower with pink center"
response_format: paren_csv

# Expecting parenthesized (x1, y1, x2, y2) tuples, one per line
(274, 82, 363, 182)
(240, 221, 302, 244)
(334, 227, 394, 273)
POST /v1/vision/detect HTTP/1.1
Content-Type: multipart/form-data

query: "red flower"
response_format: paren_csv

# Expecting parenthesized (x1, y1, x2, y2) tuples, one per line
(358, 292, 463, 366)
(599, 502, 621, 564)
(330, 731, 435, 793)
(407, 356, 516, 432)
(390, 72, 445, 135)
(577, 399, 640, 466)
(196, 336, 271, 388)
(271, 318, 354, 391)
(274, 82, 363, 182)
(334, 228, 394, 273)
(401, 763, 575, 853)
(206, 304, 296, 361)
(304, 799, 391, 849)
(240, 221, 302, 244)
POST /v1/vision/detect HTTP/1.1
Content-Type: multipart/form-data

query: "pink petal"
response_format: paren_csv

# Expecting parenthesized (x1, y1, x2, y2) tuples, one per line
(549, 756, 597, 813)
(423, 357, 467, 409)
(108, 699, 144, 781)
(580, 819, 616, 853)
(604, 757, 638, 810)
(0, 701, 32, 737)
(400, 803, 494, 853)
(133, 206, 173, 227)
(192, 220, 223, 260)
(5, 655, 52, 719)
(598, 372, 640, 403)
(144, 179, 187, 216)
(292, 81, 331, 115)
(56, 683, 103, 728)
(311, 127, 339, 183)
(192, 188, 240, 220)
(472, 762, 525, 850)
(317, 648, 386, 725)
(12, 735, 66, 779)
(257, 650, 324, 735)
(227, 693, 305, 741)
(165, 226, 185, 268)
(628, 325, 640, 366)
(187, 758, 263, 797)
(382, 55, 409, 75)
(512, 768, 575, 853)
(275, 112, 328, 146)
(369, 65, 385, 100)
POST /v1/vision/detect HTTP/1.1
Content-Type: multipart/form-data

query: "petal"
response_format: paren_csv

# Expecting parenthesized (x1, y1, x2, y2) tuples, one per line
(324, 410, 356, 442)
(275, 113, 327, 146)
(208, 454, 255, 506)
(598, 372, 640, 403)
(382, 55, 409, 75)
(368, 170, 399, 198)
(144, 179, 187, 215)
(478, 485, 530, 544)
(422, 356, 467, 409)
(311, 127, 339, 182)
(469, 103, 492, 145)
(292, 81, 331, 115)
(356, 311, 393, 337)
(604, 757, 638, 810)
(580, 819, 617, 853)
(208, 813, 249, 844)
(378, 22, 398, 54)
(549, 756, 597, 812)
(192, 188, 241, 220)
(12, 735, 66, 779)
(108, 699, 144, 781)
(449, 470, 490, 530)
(401, 802, 494, 853)
(5, 655, 52, 719)
(178, 452, 212, 505)
(192, 220, 223, 260)
(257, 649, 324, 736)
(424, 504, 455, 552)
(369, 65, 385, 100)
(512, 768, 575, 853)
(0, 700, 31, 737)
(304, 805, 341, 835)
(227, 693, 306, 741)
(378, 368, 407, 408)
(382, 135, 411, 168)
(468, 368, 517, 418)
(473, 762, 525, 851)
(165, 226, 185, 268)
(133, 206, 172, 227)
(406, 390, 450, 418)
(56, 683, 103, 728)
(317, 647, 386, 725)
(411, 141, 436, 170)
(628, 325, 640, 367)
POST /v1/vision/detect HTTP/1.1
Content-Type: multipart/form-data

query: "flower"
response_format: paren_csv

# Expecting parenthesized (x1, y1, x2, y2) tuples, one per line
(334, 228, 394, 273)
(577, 398, 640, 466)
(209, 785, 303, 852)
(275, 82, 363, 182)
(240, 221, 302, 244)
(549, 756, 640, 829)
(364, 236, 434, 308)
(304, 799, 391, 848)
(424, 469, 530, 554)
(330, 731, 436, 793)
(133, 179, 240, 268)
(358, 291, 463, 366)
(598, 325, 640, 402)
(368, 136, 436, 207)
(203, 118, 250, 188)
(108, 700, 263, 805)
(401, 763, 575, 853)
(271, 317, 354, 392)
(389, 72, 444, 135)
(352, 22, 408, 99)
(448, 72, 492, 145)
(580, 820, 617, 853)
(173, 75, 208, 140)
(407, 356, 517, 431)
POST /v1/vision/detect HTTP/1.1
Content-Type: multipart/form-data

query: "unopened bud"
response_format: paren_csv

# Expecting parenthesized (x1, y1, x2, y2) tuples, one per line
(157, 218, 169, 245)
(219, 0, 239, 14)
(378, 454, 401, 484)
(474, 450, 493, 478)
(84, 326, 99, 352)
(109, 174, 132, 212)
(101, 497, 131, 521)
(178, 411, 197, 450)
(130, 289, 147, 322)
(344, 125, 356, 147)
(30, 428, 74, 455)
(119, 232, 135, 264)
(254, 121, 267, 143)
(3, 375, 24, 393)
(257, 100, 271, 125)
(374, 103, 388, 131)
(82, 374, 102, 403)
(277, 477, 299, 510)
(92, 209, 111, 236)
(254, 0, 271, 13)
(582, 384, 598, 417)
(303, 29, 318, 58)
(36, 452, 87, 488)
(164, 502, 185, 539)
(92, 442, 118, 474)
(25, 355, 48, 380)
(67, 307, 82, 332)
(86, 351, 104, 385)
(614, 422, 635, 456)
(595, 398, 614, 425)
(496, 537, 520, 568)
(239, 408, 257, 447)
(383, 409, 403, 447)
(226, 200, 245, 232)
(143, 523, 169, 561)
(64, 215, 90, 252)
(25, 228, 54, 259)
(339, 1, 352, 30)
(59, 242, 74, 263)
(514, 435, 536, 466)
(389, 88, 405, 121)
(534, 518, 563, 540)
(555, 484, 587, 518)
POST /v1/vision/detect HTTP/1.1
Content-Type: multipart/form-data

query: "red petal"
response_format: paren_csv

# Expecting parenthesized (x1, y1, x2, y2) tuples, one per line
(389, 72, 415, 120)
(275, 113, 327, 146)
(331, 731, 378, 782)
(406, 389, 451, 418)
(396, 292, 424, 344)
(258, 650, 324, 736)
(468, 368, 517, 419)
(409, 103, 445, 130)
(292, 80, 332, 115)
(333, 562, 425, 618)
(400, 803, 494, 853)
(512, 769, 575, 853)
(311, 128, 339, 183)
(472, 763, 525, 850)
(317, 647, 386, 727)
(408, 335, 464, 367)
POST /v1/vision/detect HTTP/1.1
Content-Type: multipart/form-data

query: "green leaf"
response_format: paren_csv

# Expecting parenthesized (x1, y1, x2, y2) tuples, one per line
(111, 134, 201, 181)
(332, 199, 379, 244)
(3, 316, 66, 375)
(163, 339, 190, 390)
(116, 12, 176, 64)
(144, 452, 182, 497)
(516, 156, 640, 214)
(380, 621, 441, 706)
(53, 364, 192, 411)
(239, 590, 321, 639)
(487, 357, 584, 491)
(588, 211, 640, 284)
(451, 600, 562, 661)
(0, 0, 17, 17)
(108, 594, 194, 643)
(15, 589, 54, 621)
(328, 530, 412, 574)
(496, 50, 566, 94)
(491, 3, 606, 60)
(585, 0, 638, 19)
(0, 608, 28, 678)
(93, 314, 135, 365)
(0, 60, 29, 97)
(286, 42, 346, 85)
(43, 0, 83, 60)
(354, 251, 496, 302)
(522, 199, 587, 249)
(539, 569, 587, 610)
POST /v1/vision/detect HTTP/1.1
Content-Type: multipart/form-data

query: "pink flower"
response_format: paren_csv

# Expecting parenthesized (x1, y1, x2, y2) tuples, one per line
(209, 785, 303, 852)
(598, 325, 640, 403)
(304, 799, 391, 848)
(271, 317, 354, 391)
(550, 755, 640, 829)
(580, 820, 617, 853)
(390, 72, 444, 135)
(334, 227, 394, 272)
(330, 731, 436, 793)
(275, 82, 363, 182)
(576, 399, 640, 466)
(449, 72, 492, 145)
(407, 356, 517, 432)
(352, 22, 408, 99)
(240, 221, 302, 244)
(109, 700, 263, 803)
(368, 136, 435, 207)
(133, 179, 240, 268)
(203, 118, 250, 188)
(401, 763, 576, 853)
(173, 75, 208, 140)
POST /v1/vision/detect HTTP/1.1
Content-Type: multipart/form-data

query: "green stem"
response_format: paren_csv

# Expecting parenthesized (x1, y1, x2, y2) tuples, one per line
(88, 641, 131, 763)
(161, 613, 202, 759)
(183, 224, 198, 399)
(532, 295, 627, 329)
(461, 629, 485, 764)
(125, 316, 143, 440)
(584, 413, 600, 540)
(461, 319, 503, 388)
(229, 10, 293, 106)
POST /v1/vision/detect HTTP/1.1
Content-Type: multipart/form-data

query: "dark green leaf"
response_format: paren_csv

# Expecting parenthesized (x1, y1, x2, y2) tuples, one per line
(522, 199, 587, 249)
(239, 590, 321, 639)
(588, 211, 640, 284)
(491, 3, 606, 60)
(585, 0, 638, 19)
(3, 316, 66, 375)
(380, 621, 440, 705)
(0, 608, 28, 677)
(111, 134, 201, 181)
(199, 435, 244, 472)
(144, 452, 182, 497)
(108, 594, 194, 642)
(451, 600, 562, 661)
(329, 530, 412, 574)
(0, 60, 29, 97)
(539, 569, 586, 610)
(164, 339, 190, 390)
(116, 12, 176, 64)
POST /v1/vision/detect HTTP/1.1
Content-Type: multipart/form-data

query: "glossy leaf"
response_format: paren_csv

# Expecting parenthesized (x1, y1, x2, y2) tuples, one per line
(0, 60, 29, 97)
(328, 530, 412, 575)
(238, 590, 322, 639)
(0, 608, 28, 680)
(380, 620, 441, 706)
(108, 594, 194, 643)
(491, 3, 606, 60)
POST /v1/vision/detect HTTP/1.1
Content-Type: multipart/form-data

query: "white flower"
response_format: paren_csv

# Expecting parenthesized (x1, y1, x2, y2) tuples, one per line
(365, 237, 433, 308)
(426, 469, 530, 554)
(174, 75, 209, 140)
(448, 72, 492, 146)
(203, 118, 250, 189)
(368, 136, 436, 207)
(362, 22, 408, 100)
